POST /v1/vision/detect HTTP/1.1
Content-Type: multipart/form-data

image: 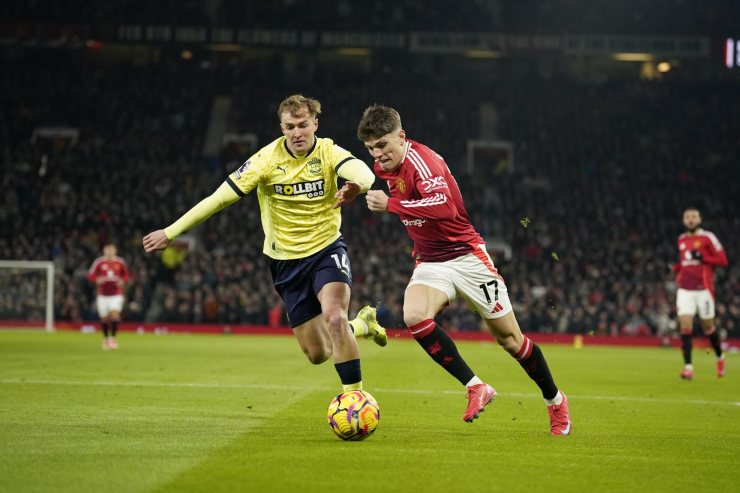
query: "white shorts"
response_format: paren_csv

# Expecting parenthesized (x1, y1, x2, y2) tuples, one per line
(676, 288, 715, 319)
(408, 245, 512, 320)
(96, 295, 124, 318)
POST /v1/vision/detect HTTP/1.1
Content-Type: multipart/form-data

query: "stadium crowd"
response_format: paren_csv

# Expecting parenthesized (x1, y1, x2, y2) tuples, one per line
(1, 51, 737, 338)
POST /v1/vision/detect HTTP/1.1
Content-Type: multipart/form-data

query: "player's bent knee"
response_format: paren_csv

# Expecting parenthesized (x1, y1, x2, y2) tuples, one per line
(484, 315, 523, 354)
(495, 333, 520, 354)
(403, 308, 429, 328)
(303, 347, 332, 365)
(323, 311, 349, 334)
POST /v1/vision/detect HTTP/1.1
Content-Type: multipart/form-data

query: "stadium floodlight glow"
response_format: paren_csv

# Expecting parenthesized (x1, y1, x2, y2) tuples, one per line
(726, 38, 735, 68)
(612, 52, 655, 62)
(208, 43, 242, 52)
(465, 50, 500, 59)
(656, 62, 671, 73)
(336, 48, 371, 56)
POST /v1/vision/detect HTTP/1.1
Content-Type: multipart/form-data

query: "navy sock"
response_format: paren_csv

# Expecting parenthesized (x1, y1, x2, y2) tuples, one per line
(334, 359, 362, 386)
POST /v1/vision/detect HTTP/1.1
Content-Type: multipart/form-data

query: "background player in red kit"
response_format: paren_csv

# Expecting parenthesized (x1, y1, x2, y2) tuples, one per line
(357, 105, 571, 435)
(672, 207, 728, 380)
(87, 243, 130, 350)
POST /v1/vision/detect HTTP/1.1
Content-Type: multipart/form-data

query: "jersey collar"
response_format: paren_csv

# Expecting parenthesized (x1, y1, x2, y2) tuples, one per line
(283, 137, 318, 159)
(400, 141, 411, 165)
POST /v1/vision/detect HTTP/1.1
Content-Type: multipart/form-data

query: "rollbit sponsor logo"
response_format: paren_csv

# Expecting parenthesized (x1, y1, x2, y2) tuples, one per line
(274, 179, 325, 198)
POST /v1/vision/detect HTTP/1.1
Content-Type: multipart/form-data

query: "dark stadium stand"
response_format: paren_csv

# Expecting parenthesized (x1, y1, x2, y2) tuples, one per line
(2, 0, 738, 34)
(1, 1, 738, 338)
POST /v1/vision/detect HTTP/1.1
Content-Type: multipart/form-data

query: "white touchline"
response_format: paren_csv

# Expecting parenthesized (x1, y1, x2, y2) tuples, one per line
(1, 379, 739, 407)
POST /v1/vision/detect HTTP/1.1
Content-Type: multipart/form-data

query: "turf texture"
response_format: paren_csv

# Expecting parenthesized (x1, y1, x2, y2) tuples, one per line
(1, 330, 738, 492)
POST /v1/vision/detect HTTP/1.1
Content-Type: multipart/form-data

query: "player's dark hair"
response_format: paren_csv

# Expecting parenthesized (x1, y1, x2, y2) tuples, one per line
(278, 94, 321, 120)
(683, 206, 701, 215)
(357, 105, 402, 142)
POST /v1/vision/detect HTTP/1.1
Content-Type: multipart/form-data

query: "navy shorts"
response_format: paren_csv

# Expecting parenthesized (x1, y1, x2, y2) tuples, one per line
(269, 237, 352, 328)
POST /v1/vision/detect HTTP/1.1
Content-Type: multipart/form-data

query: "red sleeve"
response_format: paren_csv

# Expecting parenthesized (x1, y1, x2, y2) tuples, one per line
(386, 160, 457, 220)
(703, 247, 728, 267)
(86, 261, 99, 283)
(387, 193, 457, 219)
(701, 233, 728, 267)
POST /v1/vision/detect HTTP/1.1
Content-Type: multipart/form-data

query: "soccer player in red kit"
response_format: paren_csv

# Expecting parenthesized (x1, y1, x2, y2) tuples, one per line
(673, 208, 728, 380)
(357, 105, 571, 435)
(87, 243, 130, 350)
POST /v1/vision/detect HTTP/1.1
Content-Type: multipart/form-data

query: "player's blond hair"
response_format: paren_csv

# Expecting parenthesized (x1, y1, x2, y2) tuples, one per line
(356, 105, 402, 142)
(277, 94, 322, 120)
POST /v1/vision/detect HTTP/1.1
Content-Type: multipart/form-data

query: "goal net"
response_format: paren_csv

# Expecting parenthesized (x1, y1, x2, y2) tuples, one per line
(0, 260, 55, 331)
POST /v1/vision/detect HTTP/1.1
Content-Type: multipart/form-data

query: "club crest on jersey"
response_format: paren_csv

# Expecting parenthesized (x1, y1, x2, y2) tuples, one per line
(234, 160, 251, 180)
(693, 240, 701, 248)
(306, 157, 322, 175)
(396, 178, 406, 193)
(421, 176, 447, 193)
(274, 179, 325, 198)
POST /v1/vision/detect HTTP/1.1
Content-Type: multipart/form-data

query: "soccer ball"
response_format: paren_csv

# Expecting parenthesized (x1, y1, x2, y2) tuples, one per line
(327, 390, 380, 441)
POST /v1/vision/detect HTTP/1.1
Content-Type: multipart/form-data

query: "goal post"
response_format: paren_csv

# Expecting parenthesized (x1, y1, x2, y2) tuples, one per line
(0, 260, 55, 332)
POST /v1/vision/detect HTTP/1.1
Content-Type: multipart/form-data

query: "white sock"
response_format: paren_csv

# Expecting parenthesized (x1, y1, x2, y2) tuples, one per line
(545, 391, 563, 406)
(465, 376, 484, 387)
(684, 364, 694, 370)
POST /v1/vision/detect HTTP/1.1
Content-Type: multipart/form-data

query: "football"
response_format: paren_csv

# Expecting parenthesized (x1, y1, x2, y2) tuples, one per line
(327, 390, 380, 441)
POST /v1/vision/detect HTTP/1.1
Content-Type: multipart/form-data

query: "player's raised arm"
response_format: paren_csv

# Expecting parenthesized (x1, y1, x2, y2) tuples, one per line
(333, 157, 375, 208)
(142, 182, 241, 253)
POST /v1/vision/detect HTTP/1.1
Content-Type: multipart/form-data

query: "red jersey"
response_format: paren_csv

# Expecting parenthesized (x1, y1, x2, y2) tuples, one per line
(87, 256, 130, 296)
(374, 139, 484, 262)
(674, 228, 728, 293)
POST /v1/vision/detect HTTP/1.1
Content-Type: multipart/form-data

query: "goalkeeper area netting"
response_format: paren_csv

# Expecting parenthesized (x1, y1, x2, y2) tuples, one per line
(0, 260, 55, 331)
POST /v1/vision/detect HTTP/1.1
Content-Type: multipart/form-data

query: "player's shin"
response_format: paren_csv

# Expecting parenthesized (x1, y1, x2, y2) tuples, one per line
(681, 333, 693, 365)
(512, 336, 559, 401)
(705, 327, 723, 358)
(408, 319, 476, 385)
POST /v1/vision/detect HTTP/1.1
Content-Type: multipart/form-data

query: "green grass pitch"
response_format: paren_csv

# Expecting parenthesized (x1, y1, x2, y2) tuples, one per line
(1, 330, 738, 493)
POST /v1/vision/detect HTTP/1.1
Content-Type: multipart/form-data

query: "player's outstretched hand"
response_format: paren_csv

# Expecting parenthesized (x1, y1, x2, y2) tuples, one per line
(690, 250, 703, 261)
(333, 181, 362, 209)
(366, 189, 389, 212)
(142, 230, 170, 253)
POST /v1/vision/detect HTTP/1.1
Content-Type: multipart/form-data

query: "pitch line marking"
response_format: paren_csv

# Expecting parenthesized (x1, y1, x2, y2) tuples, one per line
(1, 378, 738, 407)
